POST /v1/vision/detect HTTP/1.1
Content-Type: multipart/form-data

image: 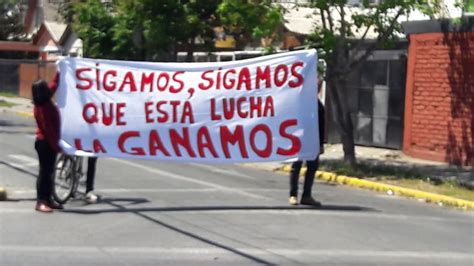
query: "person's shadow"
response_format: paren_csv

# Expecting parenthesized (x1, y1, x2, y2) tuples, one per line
(61, 196, 375, 214)
(61, 197, 377, 266)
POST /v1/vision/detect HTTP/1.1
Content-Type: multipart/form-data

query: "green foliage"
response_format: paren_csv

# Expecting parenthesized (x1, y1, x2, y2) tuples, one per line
(305, 0, 420, 71)
(57, 0, 85, 24)
(0, 99, 16, 107)
(319, 161, 425, 180)
(217, 0, 283, 48)
(305, 1, 453, 71)
(73, 0, 117, 59)
(465, 0, 474, 12)
(68, 0, 283, 60)
(414, 0, 444, 18)
(0, 91, 16, 97)
(319, 160, 474, 202)
(0, 0, 24, 41)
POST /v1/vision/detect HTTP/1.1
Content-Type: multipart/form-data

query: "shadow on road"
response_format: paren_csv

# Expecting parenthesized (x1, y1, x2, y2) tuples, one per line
(62, 199, 375, 214)
(0, 160, 37, 178)
(0, 118, 34, 128)
(62, 199, 375, 265)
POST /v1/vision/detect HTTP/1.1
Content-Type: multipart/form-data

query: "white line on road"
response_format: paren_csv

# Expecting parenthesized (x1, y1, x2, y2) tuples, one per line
(111, 158, 270, 200)
(0, 246, 472, 260)
(8, 154, 38, 166)
(189, 163, 256, 180)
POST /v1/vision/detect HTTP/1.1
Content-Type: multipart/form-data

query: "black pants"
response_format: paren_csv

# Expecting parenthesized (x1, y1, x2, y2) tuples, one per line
(86, 157, 98, 193)
(35, 139, 57, 202)
(289, 157, 319, 198)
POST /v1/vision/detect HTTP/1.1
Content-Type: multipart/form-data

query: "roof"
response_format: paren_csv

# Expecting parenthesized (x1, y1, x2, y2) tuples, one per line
(43, 0, 64, 23)
(281, 2, 463, 38)
(281, 4, 378, 39)
(43, 21, 67, 43)
(283, 6, 316, 35)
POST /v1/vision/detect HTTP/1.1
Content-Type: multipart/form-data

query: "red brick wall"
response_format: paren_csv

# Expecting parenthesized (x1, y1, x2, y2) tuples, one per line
(18, 63, 56, 98)
(404, 32, 474, 166)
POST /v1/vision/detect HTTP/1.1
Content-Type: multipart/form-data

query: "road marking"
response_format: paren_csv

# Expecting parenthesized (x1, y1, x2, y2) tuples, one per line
(8, 154, 38, 166)
(0, 246, 472, 260)
(189, 163, 256, 180)
(111, 158, 270, 200)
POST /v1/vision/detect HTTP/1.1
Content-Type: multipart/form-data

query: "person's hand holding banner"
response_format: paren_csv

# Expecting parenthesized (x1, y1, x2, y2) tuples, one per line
(56, 50, 320, 163)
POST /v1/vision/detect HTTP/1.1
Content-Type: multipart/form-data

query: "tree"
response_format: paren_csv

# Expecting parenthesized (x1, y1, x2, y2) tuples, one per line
(68, 0, 283, 61)
(0, 0, 24, 41)
(73, 0, 117, 59)
(111, 0, 222, 61)
(304, 0, 449, 166)
(110, 0, 283, 61)
(217, 0, 283, 53)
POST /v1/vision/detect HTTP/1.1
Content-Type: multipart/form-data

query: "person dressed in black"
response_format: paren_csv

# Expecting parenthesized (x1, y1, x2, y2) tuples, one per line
(85, 157, 99, 203)
(288, 81, 325, 206)
(32, 78, 63, 212)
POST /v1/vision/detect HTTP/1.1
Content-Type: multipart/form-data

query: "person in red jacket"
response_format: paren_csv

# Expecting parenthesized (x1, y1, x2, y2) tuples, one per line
(32, 77, 63, 212)
(46, 73, 100, 204)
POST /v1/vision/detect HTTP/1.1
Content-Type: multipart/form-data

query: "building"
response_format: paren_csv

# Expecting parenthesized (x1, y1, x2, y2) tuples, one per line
(402, 18, 474, 166)
(275, 0, 472, 166)
(0, 0, 82, 97)
(0, 0, 82, 60)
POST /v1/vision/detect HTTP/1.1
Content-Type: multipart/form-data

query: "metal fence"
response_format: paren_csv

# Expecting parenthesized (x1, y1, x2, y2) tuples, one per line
(326, 50, 407, 149)
(0, 59, 56, 98)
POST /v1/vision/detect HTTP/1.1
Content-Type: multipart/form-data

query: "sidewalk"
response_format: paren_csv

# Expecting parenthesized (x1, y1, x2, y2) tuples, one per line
(249, 147, 473, 209)
(0, 95, 34, 118)
(1, 95, 473, 208)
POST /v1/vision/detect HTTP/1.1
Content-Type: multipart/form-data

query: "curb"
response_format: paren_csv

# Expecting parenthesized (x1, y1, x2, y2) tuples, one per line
(280, 165, 474, 210)
(0, 187, 6, 201)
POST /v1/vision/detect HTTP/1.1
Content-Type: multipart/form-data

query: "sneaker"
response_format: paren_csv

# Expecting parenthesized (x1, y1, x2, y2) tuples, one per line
(300, 196, 322, 207)
(289, 196, 298, 205)
(85, 191, 99, 204)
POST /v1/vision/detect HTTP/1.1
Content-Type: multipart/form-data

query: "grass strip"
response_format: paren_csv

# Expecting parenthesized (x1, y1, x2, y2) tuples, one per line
(319, 161, 473, 202)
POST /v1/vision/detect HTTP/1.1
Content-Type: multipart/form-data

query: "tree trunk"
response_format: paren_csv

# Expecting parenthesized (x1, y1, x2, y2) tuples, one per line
(341, 111, 356, 166)
(185, 38, 196, 62)
(327, 73, 356, 167)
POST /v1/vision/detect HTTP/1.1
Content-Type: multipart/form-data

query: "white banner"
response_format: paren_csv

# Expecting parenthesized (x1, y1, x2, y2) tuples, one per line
(57, 50, 319, 163)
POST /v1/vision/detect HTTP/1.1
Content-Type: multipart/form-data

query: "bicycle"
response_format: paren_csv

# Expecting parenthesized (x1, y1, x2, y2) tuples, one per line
(53, 154, 85, 204)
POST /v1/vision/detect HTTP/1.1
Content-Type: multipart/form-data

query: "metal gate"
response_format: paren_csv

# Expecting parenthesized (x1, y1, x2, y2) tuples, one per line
(0, 59, 56, 97)
(327, 50, 407, 149)
(0, 60, 20, 93)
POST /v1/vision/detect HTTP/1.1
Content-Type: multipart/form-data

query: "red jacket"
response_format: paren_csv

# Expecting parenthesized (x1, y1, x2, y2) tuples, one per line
(34, 73, 61, 152)
(49, 72, 59, 94)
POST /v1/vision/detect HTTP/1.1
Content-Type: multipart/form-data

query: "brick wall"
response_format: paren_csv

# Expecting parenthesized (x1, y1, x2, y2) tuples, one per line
(18, 62, 56, 98)
(404, 32, 474, 166)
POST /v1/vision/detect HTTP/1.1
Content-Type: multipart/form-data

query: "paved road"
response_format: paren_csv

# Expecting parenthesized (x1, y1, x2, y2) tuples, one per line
(1, 112, 473, 265)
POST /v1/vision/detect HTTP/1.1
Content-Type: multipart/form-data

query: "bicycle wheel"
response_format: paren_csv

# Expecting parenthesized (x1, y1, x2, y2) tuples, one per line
(53, 154, 77, 204)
